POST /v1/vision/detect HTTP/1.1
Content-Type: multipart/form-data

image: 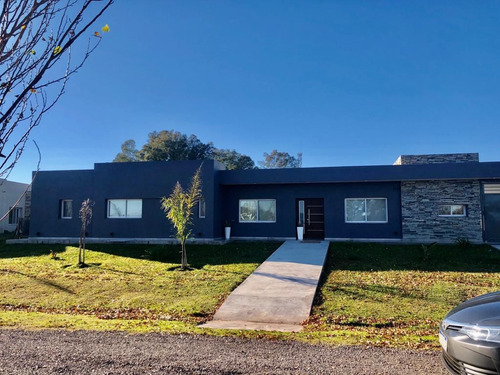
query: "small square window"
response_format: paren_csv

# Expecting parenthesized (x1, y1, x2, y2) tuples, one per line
(126, 200, 142, 217)
(61, 200, 73, 219)
(258, 200, 276, 222)
(451, 205, 465, 216)
(438, 204, 466, 217)
(345, 199, 365, 222)
(198, 199, 206, 218)
(438, 205, 450, 216)
(9, 207, 22, 224)
(240, 200, 258, 222)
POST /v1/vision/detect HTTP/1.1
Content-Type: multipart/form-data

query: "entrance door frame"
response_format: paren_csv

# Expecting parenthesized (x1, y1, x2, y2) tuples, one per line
(296, 198, 325, 240)
(483, 183, 500, 243)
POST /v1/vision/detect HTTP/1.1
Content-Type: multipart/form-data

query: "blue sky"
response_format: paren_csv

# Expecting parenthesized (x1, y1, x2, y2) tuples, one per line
(11, 1, 500, 182)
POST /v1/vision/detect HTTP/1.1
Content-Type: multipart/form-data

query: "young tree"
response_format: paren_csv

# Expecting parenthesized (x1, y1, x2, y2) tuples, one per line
(78, 198, 94, 266)
(160, 167, 202, 270)
(0, 0, 113, 178)
(259, 150, 302, 169)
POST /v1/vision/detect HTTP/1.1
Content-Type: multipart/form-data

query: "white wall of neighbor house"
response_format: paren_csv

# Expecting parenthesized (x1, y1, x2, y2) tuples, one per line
(0, 179, 29, 233)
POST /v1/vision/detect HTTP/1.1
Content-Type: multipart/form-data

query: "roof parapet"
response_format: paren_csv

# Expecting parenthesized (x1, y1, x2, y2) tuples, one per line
(393, 153, 479, 165)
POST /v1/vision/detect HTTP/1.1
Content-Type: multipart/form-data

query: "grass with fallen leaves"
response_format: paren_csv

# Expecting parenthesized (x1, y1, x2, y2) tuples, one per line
(0, 241, 279, 324)
(1, 239, 499, 349)
(305, 242, 500, 349)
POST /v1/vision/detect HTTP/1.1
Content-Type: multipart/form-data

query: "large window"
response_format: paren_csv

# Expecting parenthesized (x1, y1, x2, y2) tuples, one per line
(61, 200, 73, 219)
(345, 198, 388, 223)
(239, 199, 276, 223)
(438, 204, 466, 217)
(9, 207, 22, 224)
(107, 199, 142, 218)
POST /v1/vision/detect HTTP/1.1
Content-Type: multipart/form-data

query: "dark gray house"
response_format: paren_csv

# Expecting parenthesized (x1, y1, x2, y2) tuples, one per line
(29, 153, 500, 243)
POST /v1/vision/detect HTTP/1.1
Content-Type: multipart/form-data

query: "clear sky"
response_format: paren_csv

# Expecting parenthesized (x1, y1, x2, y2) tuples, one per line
(11, 1, 500, 183)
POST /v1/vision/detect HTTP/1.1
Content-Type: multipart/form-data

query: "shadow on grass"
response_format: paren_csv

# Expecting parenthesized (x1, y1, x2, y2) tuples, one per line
(326, 242, 500, 273)
(84, 241, 281, 268)
(327, 283, 408, 301)
(76, 262, 103, 269)
(0, 243, 70, 259)
(313, 242, 500, 312)
(165, 265, 195, 272)
(97, 266, 141, 276)
(0, 269, 75, 294)
(0, 241, 281, 275)
(334, 319, 396, 328)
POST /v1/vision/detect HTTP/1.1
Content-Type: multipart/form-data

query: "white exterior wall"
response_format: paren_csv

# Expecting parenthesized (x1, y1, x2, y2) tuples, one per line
(0, 179, 29, 233)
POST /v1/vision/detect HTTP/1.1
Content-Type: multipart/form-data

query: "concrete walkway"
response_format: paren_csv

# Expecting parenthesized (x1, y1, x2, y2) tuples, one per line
(201, 240, 330, 332)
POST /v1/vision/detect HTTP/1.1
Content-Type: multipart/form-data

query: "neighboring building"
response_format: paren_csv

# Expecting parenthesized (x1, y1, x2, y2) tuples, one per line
(0, 179, 29, 234)
(28, 153, 500, 243)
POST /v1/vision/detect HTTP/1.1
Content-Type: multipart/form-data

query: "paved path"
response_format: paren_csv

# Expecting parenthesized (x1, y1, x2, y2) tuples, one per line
(202, 240, 329, 332)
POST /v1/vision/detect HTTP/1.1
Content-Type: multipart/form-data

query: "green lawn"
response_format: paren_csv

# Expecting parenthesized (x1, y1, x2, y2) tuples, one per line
(0, 241, 279, 327)
(1, 239, 499, 349)
(306, 242, 500, 348)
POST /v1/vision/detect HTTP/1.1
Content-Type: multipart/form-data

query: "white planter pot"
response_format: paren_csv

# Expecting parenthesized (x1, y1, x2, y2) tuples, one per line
(225, 227, 231, 240)
(297, 226, 304, 241)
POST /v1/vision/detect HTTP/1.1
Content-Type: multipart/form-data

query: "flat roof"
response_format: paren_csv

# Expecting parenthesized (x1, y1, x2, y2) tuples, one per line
(219, 162, 500, 185)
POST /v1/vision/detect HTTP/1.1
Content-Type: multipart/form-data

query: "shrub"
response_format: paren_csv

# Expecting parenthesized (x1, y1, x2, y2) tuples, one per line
(455, 237, 472, 249)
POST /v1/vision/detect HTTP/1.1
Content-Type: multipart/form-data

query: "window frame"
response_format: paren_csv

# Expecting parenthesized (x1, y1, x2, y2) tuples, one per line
(239, 199, 277, 223)
(61, 199, 73, 219)
(298, 200, 305, 226)
(438, 204, 467, 217)
(107, 199, 143, 219)
(8, 207, 22, 224)
(345, 198, 388, 224)
(198, 198, 206, 219)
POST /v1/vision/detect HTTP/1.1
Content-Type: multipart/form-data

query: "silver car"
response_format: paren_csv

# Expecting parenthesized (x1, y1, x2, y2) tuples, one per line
(440, 291, 500, 375)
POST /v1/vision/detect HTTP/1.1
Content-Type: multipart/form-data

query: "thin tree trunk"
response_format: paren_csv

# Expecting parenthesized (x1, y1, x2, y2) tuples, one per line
(78, 228, 82, 264)
(82, 223, 86, 264)
(78, 223, 85, 265)
(181, 240, 188, 269)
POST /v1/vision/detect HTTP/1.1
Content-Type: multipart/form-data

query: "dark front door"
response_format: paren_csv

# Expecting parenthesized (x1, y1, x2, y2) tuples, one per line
(484, 186, 500, 242)
(297, 198, 324, 240)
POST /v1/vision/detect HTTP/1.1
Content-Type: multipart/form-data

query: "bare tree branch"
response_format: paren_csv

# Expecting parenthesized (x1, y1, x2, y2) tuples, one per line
(0, 0, 113, 177)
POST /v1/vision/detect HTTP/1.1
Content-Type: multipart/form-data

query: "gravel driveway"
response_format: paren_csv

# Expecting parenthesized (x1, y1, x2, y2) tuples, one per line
(0, 329, 447, 374)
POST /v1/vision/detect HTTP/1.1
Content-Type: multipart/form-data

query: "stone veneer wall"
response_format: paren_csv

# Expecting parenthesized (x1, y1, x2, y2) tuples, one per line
(394, 153, 479, 165)
(401, 180, 482, 243)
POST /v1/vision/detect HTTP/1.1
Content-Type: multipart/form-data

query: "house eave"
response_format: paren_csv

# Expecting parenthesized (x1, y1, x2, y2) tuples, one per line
(219, 162, 500, 186)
